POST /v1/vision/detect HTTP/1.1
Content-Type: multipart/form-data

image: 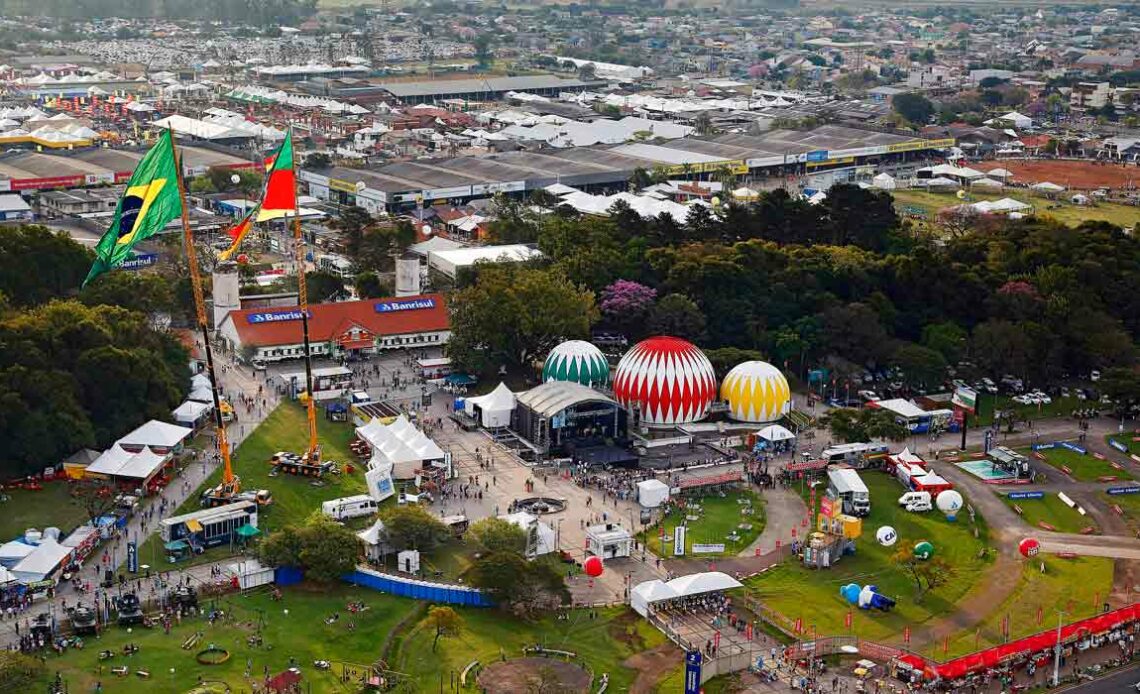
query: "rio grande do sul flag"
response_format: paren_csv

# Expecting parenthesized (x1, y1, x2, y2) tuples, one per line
(255, 129, 296, 222)
(83, 129, 183, 286)
(217, 205, 259, 261)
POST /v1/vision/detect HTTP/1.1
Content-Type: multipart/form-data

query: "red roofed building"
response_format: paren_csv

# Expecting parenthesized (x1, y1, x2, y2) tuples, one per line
(217, 293, 450, 363)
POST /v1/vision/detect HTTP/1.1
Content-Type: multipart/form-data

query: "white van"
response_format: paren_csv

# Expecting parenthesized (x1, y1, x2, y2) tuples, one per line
(321, 494, 379, 521)
(898, 491, 932, 512)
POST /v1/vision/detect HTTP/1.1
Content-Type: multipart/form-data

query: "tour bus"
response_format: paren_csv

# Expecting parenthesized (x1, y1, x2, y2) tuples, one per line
(160, 501, 259, 550)
(321, 494, 379, 521)
(820, 443, 890, 468)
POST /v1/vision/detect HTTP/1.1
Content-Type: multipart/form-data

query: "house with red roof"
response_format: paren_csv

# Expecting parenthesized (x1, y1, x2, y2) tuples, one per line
(217, 293, 450, 363)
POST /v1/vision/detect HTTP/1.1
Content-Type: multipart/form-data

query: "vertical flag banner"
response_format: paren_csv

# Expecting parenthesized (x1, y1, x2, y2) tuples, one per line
(256, 129, 297, 221)
(218, 205, 260, 261)
(83, 129, 182, 285)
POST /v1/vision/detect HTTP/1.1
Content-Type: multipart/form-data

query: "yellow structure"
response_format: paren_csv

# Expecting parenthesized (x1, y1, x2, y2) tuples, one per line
(720, 360, 791, 423)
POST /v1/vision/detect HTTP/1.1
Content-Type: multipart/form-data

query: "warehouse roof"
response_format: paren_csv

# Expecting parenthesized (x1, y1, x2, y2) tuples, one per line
(376, 75, 597, 99)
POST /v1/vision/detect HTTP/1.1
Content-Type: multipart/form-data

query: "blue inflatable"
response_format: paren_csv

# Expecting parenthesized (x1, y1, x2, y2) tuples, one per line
(857, 584, 897, 612)
(840, 583, 861, 605)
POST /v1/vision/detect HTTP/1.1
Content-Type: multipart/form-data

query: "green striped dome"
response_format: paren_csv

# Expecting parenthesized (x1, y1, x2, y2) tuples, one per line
(543, 340, 609, 387)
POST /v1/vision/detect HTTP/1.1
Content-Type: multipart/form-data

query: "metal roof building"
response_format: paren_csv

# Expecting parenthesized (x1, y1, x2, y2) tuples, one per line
(374, 75, 606, 104)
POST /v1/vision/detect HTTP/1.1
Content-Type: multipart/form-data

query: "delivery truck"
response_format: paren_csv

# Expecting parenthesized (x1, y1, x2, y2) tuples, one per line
(827, 469, 871, 517)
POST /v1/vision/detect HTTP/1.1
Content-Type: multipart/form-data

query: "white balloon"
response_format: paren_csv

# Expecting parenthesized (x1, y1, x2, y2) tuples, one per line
(876, 526, 898, 547)
(422, 225, 433, 237)
(936, 490, 964, 515)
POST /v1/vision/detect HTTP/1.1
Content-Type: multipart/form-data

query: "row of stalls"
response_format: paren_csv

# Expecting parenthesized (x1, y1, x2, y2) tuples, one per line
(63, 419, 194, 495)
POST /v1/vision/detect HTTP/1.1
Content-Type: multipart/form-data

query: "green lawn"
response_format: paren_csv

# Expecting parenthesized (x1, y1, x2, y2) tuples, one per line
(746, 472, 991, 642)
(640, 490, 765, 558)
(944, 556, 1114, 659)
(892, 189, 1140, 229)
(0, 482, 89, 541)
(38, 585, 419, 694)
(1038, 447, 1132, 482)
(1101, 491, 1140, 534)
(972, 395, 1083, 427)
(1002, 493, 1096, 534)
(395, 605, 672, 692)
(1107, 434, 1140, 457)
(139, 403, 375, 568)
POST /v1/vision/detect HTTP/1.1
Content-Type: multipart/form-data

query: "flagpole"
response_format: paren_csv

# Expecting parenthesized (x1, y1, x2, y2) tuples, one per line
(169, 126, 237, 499)
(290, 126, 320, 463)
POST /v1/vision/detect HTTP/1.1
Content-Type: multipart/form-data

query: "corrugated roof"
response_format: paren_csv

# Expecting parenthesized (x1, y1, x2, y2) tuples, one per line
(377, 75, 594, 98)
(515, 381, 616, 418)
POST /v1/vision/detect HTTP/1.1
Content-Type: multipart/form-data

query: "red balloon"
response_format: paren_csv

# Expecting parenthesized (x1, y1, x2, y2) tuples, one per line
(1018, 538, 1041, 558)
(584, 556, 604, 578)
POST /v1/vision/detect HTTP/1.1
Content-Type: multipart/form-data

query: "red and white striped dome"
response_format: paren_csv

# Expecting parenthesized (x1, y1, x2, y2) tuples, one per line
(613, 336, 717, 426)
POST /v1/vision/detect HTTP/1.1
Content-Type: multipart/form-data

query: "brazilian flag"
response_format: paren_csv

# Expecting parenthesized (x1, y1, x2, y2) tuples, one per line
(83, 129, 184, 286)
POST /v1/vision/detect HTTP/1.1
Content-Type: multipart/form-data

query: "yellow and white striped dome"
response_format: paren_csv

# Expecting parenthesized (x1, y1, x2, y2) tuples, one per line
(721, 361, 791, 423)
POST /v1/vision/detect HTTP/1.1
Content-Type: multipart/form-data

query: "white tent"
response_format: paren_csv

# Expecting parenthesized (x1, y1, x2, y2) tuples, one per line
(0, 541, 34, 568)
(0, 566, 16, 585)
(970, 178, 1004, 189)
(665, 571, 744, 597)
(191, 373, 211, 390)
(871, 173, 896, 190)
(975, 198, 1032, 214)
(463, 383, 516, 428)
(116, 420, 192, 450)
(172, 400, 212, 426)
(11, 539, 72, 584)
(758, 424, 796, 442)
(922, 177, 960, 188)
(1070, 193, 1091, 205)
(630, 579, 679, 617)
(987, 168, 1014, 180)
(636, 479, 670, 508)
(500, 512, 556, 557)
(1030, 181, 1065, 193)
(357, 519, 389, 560)
(358, 415, 446, 479)
(984, 111, 1032, 129)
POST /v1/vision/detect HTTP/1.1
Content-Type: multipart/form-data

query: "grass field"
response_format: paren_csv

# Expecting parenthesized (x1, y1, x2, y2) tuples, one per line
(943, 556, 1114, 659)
(1002, 494, 1096, 534)
(892, 189, 1140, 229)
(746, 472, 991, 642)
(1106, 434, 1140, 457)
(1038, 447, 1132, 483)
(0, 482, 89, 542)
(1100, 491, 1140, 534)
(139, 403, 374, 569)
(971, 395, 1082, 427)
(396, 605, 672, 692)
(640, 490, 765, 558)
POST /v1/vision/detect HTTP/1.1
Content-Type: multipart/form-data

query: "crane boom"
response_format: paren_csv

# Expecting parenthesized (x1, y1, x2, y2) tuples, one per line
(291, 127, 320, 462)
(170, 129, 237, 494)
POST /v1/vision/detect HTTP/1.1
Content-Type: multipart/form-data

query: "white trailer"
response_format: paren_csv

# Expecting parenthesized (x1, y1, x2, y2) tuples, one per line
(827, 469, 871, 517)
(321, 494, 379, 521)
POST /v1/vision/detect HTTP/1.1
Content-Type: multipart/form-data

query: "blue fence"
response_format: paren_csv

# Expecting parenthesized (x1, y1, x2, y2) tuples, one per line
(1107, 486, 1140, 496)
(1032, 441, 1088, 455)
(345, 567, 493, 607)
(1007, 491, 1045, 500)
(275, 566, 304, 586)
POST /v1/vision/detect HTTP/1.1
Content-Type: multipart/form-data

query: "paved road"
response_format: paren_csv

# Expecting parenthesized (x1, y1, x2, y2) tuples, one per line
(1063, 662, 1140, 692)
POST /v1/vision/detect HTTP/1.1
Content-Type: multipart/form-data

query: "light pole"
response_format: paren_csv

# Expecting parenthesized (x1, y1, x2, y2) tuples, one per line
(1051, 609, 1067, 686)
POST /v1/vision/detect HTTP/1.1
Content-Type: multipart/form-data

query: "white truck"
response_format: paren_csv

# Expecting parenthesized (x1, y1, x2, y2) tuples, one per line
(898, 490, 933, 513)
(321, 494, 379, 521)
(826, 469, 871, 517)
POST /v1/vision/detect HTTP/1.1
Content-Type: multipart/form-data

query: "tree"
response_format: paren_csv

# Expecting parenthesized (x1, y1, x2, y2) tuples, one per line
(821, 184, 900, 251)
(892, 93, 935, 125)
(824, 408, 909, 443)
(71, 478, 118, 528)
(82, 271, 177, 318)
(0, 225, 90, 306)
(379, 504, 449, 551)
(599, 279, 657, 331)
(296, 514, 361, 582)
(304, 152, 332, 169)
(1100, 367, 1140, 416)
(467, 551, 570, 617)
(889, 342, 948, 389)
(647, 293, 707, 342)
(891, 549, 953, 602)
(334, 205, 374, 259)
(819, 303, 892, 367)
(469, 517, 528, 554)
(447, 264, 597, 376)
(577, 62, 597, 81)
(424, 606, 462, 652)
(0, 651, 44, 691)
(921, 322, 967, 364)
(354, 271, 392, 299)
(260, 526, 304, 568)
(306, 270, 346, 303)
(693, 111, 715, 136)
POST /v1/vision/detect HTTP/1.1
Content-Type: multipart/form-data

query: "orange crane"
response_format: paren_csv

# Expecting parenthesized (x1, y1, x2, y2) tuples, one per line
(169, 130, 269, 507)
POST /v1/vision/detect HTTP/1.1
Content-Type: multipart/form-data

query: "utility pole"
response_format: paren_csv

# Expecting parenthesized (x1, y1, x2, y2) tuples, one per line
(1052, 610, 1066, 686)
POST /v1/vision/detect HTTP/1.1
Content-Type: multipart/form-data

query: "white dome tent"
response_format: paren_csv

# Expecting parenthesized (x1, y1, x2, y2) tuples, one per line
(463, 382, 516, 428)
(758, 424, 796, 442)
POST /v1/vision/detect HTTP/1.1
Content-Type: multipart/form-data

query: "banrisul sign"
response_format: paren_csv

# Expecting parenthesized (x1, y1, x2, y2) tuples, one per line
(247, 309, 311, 324)
(374, 298, 435, 313)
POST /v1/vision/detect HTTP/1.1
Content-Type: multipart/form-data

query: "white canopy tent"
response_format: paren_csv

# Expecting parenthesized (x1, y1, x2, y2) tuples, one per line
(172, 400, 212, 426)
(85, 445, 168, 481)
(758, 424, 796, 442)
(637, 479, 670, 508)
(631, 579, 679, 617)
(1030, 181, 1065, 194)
(357, 519, 389, 560)
(987, 168, 1014, 180)
(630, 571, 744, 617)
(116, 420, 192, 451)
(0, 566, 16, 585)
(0, 541, 34, 568)
(871, 173, 896, 190)
(970, 178, 1004, 189)
(357, 415, 446, 479)
(463, 383, 516, 428)
(11, 539, 72, 584)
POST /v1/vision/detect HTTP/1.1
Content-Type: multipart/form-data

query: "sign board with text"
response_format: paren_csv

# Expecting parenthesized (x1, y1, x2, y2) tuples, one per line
(951, 386, 977, 413)
(692, 543, 726, 554)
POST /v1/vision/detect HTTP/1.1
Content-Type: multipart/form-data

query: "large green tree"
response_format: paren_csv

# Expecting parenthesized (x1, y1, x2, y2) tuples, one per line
(447, 264, 597, 376)
(0, 225, 90, 306)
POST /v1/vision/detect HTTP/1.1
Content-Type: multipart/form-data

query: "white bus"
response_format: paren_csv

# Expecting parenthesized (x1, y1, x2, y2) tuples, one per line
(321, 494, 379, 521)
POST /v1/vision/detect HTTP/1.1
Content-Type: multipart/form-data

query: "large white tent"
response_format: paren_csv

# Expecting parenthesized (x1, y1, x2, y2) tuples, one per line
(499, 512, 556, 557)
(357, 415, 446, 479)
(172, 400, 212, 427)
(0, 566, 17, 585)
(630, 571, 744, 617)
(0, 541, 34, 568)
(630, 579, 679, 616)
(871, 173, 896, 190)
(463, 383, 516, 428)
(758, 424, 796, 442)
(10, 539, 72, 584)
(636, 479, 670, 508)
(85, 445, 169, 481)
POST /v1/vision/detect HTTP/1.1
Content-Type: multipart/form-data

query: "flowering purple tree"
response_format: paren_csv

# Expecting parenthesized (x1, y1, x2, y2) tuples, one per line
(599, 280, 657, 320)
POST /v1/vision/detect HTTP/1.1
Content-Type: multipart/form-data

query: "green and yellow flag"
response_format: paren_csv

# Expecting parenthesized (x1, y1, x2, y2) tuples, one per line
(83, 129, 183, 286)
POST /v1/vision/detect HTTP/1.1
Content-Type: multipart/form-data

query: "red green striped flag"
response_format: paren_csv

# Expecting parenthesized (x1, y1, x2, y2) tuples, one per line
(256, 130, 296, 221)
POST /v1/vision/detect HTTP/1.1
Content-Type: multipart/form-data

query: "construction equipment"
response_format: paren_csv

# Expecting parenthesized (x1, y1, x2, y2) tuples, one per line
(274, 126, 324, 477)
(170, 131, 266, 509)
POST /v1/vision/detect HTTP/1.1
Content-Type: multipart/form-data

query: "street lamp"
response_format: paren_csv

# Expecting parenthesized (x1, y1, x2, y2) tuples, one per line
(1051, 610, 1067, 686)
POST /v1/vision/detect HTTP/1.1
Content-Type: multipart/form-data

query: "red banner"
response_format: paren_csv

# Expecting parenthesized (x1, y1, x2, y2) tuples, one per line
(8, 175, 84, 191)
(845, 611, 852, 629)
(904, 626, 911, 644)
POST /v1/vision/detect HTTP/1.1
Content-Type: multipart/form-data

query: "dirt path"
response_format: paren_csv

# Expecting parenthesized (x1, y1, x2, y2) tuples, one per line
(741, 485, 806, 557)
(624, 643, 682, 694)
